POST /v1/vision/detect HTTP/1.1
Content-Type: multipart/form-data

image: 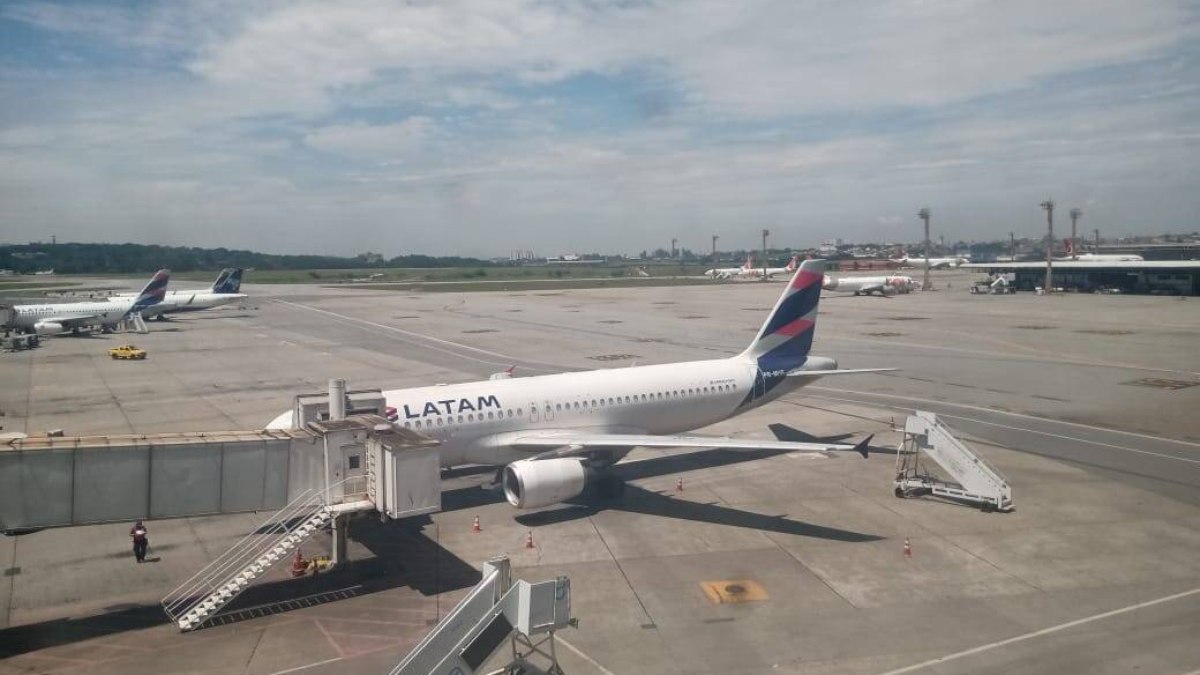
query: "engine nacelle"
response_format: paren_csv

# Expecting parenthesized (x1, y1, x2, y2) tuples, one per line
(502, 458, 587, 509)
(34, 321, 63, 336)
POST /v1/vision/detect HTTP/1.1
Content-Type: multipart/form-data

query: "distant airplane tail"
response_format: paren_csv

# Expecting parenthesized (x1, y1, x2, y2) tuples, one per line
(130, 269, 170, 313)
(210, 269, 231, 292)
(1063, 239, 1075, 256)
(213, 268, 243, 293)
(785, 255, 798, 272)
(741, 259, 823, 373)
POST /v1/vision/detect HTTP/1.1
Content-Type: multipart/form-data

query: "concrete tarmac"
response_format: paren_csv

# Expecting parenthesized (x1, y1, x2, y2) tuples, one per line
(1, 270, 1198, 674)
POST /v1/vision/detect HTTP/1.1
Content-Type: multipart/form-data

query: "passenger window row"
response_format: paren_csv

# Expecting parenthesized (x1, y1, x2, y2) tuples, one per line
(402, 383, 737, 431)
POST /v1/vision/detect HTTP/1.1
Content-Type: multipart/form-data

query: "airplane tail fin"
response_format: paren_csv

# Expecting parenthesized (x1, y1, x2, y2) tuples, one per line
(210, 269, 231, 292)
(786, 255, 798, 271)
(131, 269, 170, 312)
(1063, 239, 1075, 256)
(741, 259, 824, 372)
(213, 268, 243, 293)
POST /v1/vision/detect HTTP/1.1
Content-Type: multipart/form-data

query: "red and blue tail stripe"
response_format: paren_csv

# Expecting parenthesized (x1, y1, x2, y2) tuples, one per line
(130, 269, 170, 313)
(742, 259, 824, 375)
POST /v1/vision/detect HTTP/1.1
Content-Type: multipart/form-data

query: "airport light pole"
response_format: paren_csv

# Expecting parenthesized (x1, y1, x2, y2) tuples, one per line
(761, 229, 770, 280)
(918, 208, 931, 291)
(711, 235, 719, 267)
(1069, 208, 1082, 259)
(1041, 199, 1055, 293)
(1094, 229, 1101, 253)
(1010, 232, 1016, 260)
(671, 238, 678, 260)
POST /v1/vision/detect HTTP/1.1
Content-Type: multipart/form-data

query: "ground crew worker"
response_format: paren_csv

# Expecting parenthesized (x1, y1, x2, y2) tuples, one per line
(130, 520, 148, 563)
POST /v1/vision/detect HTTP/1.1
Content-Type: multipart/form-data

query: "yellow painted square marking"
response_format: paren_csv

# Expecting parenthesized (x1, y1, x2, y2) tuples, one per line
(700, 579, 768, 604)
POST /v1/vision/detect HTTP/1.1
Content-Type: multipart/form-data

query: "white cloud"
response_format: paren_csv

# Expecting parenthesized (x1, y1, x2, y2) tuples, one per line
(304, 117, 438, 163)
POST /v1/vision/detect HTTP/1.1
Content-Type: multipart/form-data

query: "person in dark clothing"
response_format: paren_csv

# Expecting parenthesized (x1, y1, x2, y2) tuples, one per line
(130, 521, 148, 563)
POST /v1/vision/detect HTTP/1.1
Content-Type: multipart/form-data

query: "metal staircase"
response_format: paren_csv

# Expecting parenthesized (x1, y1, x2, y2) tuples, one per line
(894, 411, 1014, 512)
(162, 489, 334, 631)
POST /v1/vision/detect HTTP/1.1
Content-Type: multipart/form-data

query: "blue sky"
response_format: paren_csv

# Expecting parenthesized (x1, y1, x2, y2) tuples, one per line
(1, 0, 1198, 256)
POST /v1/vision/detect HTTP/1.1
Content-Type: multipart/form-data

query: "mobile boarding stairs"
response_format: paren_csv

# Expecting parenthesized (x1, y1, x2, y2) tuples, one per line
(894, 411, 1013, 512)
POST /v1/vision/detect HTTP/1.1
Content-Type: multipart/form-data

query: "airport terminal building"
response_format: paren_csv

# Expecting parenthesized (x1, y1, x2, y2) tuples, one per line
(964, 260, 1200, 295)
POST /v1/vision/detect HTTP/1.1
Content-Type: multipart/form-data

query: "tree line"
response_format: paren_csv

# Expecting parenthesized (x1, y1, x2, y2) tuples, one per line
(0, 243, 493, 274)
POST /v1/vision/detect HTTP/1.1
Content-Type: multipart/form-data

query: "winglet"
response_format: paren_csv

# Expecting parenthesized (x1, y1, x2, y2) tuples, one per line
(853, 434, 873, 459)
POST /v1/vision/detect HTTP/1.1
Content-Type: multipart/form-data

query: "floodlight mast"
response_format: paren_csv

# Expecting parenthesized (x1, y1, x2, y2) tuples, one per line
(1041, 199, 1055, 293)
(761, 229, 770, 280)
(711, 235, 719, 267)
(1069, 208, 1082, 260)
(917, 208, 931, 290)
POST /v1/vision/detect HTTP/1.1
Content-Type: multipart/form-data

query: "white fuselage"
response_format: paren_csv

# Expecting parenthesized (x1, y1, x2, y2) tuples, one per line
(894, 257, 964, 269)
(110, 290, 245, 316)
(823, 275, 916, 295)
(1069, 253, 1144, 262)
(269, 356, 832, 468)
(10, 300, 136, 331)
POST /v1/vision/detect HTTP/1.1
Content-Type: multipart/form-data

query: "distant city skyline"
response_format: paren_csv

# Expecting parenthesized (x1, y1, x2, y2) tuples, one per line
(2, 1, 1198, 257)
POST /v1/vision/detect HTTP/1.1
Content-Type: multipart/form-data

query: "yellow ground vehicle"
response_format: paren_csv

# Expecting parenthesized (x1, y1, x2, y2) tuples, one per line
(108, 345, 147, 360)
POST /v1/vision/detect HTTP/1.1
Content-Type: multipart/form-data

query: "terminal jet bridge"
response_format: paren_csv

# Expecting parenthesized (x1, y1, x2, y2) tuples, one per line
(894, 411, 1013, 512)
(0, 380, 445, 630)
(389, 556, 574, 675)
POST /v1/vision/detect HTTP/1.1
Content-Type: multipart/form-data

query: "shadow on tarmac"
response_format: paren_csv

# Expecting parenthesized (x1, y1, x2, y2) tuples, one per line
(0, 518, 480, 657)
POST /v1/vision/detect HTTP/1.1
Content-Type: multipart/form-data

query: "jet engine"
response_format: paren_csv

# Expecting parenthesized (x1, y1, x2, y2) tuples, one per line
(34, 321, 63, 336)
(502, 458, 587, 509)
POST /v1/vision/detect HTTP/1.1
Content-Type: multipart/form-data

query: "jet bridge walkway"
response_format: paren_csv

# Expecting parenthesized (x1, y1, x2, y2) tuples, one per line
(0, 380, 447, 630)
(389, 555, 574, 675)
(894, 411, 1013, 512)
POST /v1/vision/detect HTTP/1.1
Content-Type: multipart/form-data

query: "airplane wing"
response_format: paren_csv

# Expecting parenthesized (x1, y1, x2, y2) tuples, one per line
(786, 368, 896, 378)
(505, 430, 871, 458)
(44, 314, 107, 329)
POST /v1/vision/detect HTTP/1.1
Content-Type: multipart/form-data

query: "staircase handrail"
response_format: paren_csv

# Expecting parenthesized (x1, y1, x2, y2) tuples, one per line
(162, 477, 358, 621)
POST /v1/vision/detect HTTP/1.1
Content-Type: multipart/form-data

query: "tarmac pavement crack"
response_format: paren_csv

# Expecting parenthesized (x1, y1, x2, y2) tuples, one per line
(88, 351, 136, 433)
(238, 627, 268, 674)
(583, 516, 658, 629)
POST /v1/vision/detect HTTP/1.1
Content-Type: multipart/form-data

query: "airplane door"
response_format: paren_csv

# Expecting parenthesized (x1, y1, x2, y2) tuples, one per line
(544, 401, 555, 421)
(530, 402, 539, 423)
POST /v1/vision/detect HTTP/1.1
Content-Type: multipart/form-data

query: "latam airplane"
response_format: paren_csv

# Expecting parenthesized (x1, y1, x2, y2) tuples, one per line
(890, 249, 967, 269)
(704, 257, 753, 280)
(10, 270, 170, 335)
(741, 255, 799, 279)
(111, 268, 246, 319)
(268, 260, 888, 510)
(822, 274, 916, 296)
(1061, 240, 1143, 262)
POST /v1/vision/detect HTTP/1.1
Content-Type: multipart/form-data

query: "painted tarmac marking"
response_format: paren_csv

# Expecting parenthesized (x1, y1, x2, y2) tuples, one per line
(811, 386, 1200, 448)
(807, 391, 1200, 465)
(876, 586, 1200, 675)
(264, 656, 341, 675)
(559, 636, 618, 675)
(271, 299, 559, 373)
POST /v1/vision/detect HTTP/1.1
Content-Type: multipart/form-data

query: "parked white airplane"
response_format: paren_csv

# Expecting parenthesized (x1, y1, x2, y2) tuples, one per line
(1061, 240, 1143, 262)
(822, 274, 916, 296)
(10, 270, 170, 335)
(268, 260, 888, 509)
(741, 255, 799, 279)
(704, 257, 754, 280)
(110, 268, 246, 319)
(890, 249, 966, 269)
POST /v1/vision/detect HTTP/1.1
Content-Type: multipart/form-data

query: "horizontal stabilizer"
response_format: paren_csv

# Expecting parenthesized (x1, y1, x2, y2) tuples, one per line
(787, 368, 897, 378)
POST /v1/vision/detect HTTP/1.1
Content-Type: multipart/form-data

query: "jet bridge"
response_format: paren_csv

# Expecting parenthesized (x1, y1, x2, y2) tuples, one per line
(0, 380, 447, 630)
(389, 555, 574, 675)
(894, 411, 1013, 512)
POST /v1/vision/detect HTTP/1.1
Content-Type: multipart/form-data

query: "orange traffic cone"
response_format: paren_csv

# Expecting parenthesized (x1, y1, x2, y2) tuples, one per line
(290, 549, 308, 577)
(676, 477, 684, 492)
(472, 516, 481, 533)
(903, 537, 912, 558)
(524, 530, 535, 549)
